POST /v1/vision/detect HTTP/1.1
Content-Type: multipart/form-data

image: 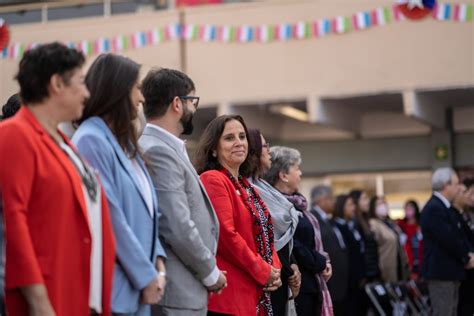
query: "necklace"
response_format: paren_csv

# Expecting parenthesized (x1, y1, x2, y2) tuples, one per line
(47, 131, 98, 202)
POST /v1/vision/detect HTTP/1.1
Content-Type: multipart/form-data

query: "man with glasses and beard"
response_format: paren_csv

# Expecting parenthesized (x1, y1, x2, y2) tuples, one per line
(139, 68, 227, 316)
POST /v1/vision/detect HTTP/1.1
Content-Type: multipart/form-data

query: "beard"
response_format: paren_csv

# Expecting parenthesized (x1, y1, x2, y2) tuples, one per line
(180, 106, 194, 135)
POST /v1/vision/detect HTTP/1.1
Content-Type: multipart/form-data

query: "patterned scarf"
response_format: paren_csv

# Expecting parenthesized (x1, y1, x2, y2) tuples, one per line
(221, 169, 275, 316)
(283, 192, 334, 316)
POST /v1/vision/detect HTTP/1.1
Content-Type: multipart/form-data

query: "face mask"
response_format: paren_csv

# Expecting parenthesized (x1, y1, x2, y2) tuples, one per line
(375, 204, 389, 218)
(180, 105, 194, 135)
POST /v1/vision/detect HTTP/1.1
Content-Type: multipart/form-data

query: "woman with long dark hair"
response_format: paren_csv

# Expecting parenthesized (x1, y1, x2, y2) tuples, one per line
(247, 129, 301, 315)
(332, 194, 366, 315)
(369, 196, 409, 282)
(195, 115, 282, 316)
(398, 200, 423, 279)
(73, 54, 166, 316)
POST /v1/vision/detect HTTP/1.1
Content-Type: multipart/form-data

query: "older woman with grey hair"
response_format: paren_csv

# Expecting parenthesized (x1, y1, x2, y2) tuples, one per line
(246, 129, 301, 315)
(263, 146, 333, 316)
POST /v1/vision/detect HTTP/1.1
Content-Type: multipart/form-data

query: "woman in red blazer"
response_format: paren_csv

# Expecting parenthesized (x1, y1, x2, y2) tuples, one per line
(0, 43, 115, 316)
(195, 115, 282, 316)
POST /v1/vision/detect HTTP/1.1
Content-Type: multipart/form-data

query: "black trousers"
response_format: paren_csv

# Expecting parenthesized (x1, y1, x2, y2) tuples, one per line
(295, 292, 322, 316)
(271, 279, 290, 315)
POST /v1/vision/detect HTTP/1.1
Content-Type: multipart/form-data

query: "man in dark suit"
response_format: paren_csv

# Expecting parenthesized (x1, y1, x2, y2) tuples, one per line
(310, 185, 349, 316)
(452, 179, 474, 316)
(420, 167, 474, 316)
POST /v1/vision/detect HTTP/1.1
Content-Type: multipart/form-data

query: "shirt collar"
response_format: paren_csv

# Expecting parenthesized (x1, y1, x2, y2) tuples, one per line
(433, 191, 451, 209)
(146, 123, 187, 154)
(314, 205, 329, 221)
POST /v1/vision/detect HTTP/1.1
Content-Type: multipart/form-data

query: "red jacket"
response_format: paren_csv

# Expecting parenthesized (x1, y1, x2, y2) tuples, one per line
(200, 170, 281, 316)
(0, 107, 115, 316)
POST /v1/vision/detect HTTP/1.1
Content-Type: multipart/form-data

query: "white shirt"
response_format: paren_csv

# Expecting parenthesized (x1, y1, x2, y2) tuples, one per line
(130, 158, 154, 217)
(146, 123, 190, 161)
(314, 206, 329, 221)
(433, 191, 451, 209)
(61, 143, 102, 313)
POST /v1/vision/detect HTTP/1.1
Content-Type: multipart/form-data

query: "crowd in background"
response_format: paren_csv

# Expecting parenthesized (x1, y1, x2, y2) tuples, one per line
(0, 43, 474, 316)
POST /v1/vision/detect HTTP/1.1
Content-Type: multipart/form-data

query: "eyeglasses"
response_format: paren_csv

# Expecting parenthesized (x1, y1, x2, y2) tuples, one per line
(262, 143, 270, 149)
(179, 96, 200, 109)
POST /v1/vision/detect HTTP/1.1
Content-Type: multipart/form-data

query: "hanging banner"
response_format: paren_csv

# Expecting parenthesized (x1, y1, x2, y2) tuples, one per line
(1, 2, 472, 60)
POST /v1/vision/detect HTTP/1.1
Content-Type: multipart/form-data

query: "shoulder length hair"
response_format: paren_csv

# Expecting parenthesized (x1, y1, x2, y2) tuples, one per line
(79, 53, 141, 158)
(333, 194, 350, 219)
(194, 115, 253, 176)
(247, 128, 264, 180)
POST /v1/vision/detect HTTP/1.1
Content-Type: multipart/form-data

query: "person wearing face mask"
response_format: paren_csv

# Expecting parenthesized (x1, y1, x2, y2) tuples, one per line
(368, 196, 408, 282)
(138, 68, 226, 316)
(397, 200, 423, 279)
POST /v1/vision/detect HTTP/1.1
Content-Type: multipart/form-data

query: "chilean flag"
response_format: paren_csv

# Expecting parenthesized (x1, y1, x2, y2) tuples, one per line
(396, 0, 436, 20)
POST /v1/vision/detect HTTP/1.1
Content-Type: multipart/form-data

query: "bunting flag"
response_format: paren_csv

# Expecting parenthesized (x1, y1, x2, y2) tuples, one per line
(295, 22, 311, 39)
(353, 11, 372, 30)
(1, 2, 472, 60)
(433, 2, 459, 20)
(256, 24, 274, 42)
(452, 3, 473, 21)
(0, 18, 10, 51)
(200, 25, 217, 42)
(184, 24, 198, 40)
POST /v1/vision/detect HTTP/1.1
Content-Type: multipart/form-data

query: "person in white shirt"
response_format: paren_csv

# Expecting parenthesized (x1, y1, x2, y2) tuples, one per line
(138, 68, 227, 316)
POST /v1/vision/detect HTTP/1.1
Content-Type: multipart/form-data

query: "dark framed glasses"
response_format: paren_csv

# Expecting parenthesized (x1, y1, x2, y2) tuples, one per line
(179, 96, 200, 109)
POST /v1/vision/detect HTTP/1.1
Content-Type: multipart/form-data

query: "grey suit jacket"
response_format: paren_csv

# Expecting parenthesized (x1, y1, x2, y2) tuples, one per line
(139, 124, 219, 310)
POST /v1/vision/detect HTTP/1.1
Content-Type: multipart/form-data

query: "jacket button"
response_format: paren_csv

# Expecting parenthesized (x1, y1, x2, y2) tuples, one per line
(83, 238, 91, 244)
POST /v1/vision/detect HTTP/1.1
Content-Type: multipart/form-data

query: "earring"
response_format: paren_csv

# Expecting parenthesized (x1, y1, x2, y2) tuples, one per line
(212, 151, 217, 157)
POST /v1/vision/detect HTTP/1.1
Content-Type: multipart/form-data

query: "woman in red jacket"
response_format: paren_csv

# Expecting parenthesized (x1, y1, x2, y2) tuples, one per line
(0, 43, 115, 316)
(195, 115, 282, 316)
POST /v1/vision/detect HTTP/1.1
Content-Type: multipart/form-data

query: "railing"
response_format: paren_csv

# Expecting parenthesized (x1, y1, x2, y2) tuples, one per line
(0, 0, 243, 25)
(0, 0, 169, 25)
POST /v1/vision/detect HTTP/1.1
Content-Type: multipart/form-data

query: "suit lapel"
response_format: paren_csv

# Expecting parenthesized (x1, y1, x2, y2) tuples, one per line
(23, 108, 89, 224)
(94, 118, 152, 218)
(143, 125, 219, 228)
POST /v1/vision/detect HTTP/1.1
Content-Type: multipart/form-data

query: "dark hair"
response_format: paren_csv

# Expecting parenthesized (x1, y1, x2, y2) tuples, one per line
(247, 128, 264, 179)
(1, 94, 21, 119)
(194, 115, 253, 176)
(141, 68, 195, 119)
(464, 177, 474, 190)
(369, 196, 384, 219)
(333, 194, 350, 219)
(349, 189, 370, 235)
(79, 54, 141, 158)
(16, 42, 85, 104)
(403, 199, 420, 223)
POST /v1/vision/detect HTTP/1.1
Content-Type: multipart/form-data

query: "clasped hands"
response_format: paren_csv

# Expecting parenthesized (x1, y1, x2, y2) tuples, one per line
(263, 266, 282, 292)
(140, 272, 166, 305)
(207, 270, 228, 295)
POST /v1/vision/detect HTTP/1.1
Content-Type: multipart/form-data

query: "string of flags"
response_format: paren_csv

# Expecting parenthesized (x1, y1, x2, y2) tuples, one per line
(1, 2, 472, 60)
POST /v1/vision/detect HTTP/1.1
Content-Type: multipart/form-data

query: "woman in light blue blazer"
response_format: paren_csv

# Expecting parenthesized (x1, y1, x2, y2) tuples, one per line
(73, 54, 166, 316)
